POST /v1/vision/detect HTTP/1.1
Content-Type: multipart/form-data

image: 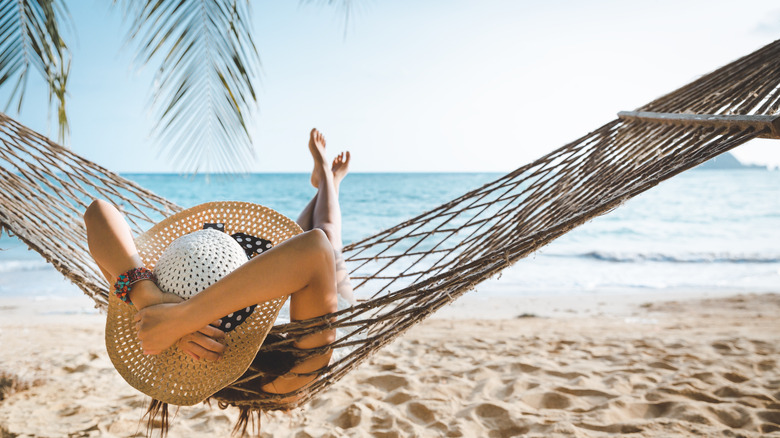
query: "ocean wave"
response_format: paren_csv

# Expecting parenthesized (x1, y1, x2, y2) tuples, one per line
(0, 260, 52, 273)
(571, 251, 780, 264)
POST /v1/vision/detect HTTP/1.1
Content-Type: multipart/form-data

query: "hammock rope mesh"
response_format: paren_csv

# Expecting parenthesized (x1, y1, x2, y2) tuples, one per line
(1, 39, 778, 412)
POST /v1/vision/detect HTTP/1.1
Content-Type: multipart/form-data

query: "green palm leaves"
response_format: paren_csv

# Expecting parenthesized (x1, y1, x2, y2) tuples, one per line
(0, 0, 71, 142)
(0, 0, 260, 172)
(117, 0, 260, 172)
(0, 1, 353, 172)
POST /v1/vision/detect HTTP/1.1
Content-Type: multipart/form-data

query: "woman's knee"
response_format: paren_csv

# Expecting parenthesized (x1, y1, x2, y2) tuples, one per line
(300, 229, 336, 281)
(315, 223, 340, 248)
(301, 229, 332, 255)
(83, 199, 116, 228)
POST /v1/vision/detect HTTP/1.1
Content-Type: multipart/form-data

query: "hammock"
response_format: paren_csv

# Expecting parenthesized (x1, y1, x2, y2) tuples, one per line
(1, 39, 779, 413)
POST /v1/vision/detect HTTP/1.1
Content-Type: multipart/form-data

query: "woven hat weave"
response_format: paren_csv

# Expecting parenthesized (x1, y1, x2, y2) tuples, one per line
(105, 201, 302, 406)
(154, 229, 247, 300)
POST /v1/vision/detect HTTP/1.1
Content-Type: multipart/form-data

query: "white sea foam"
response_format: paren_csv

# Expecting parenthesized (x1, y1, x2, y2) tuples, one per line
(0, 260, 51, 273)
(568, 251, 780, 264)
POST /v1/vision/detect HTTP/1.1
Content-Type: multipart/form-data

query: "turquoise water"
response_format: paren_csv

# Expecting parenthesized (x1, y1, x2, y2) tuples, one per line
(1, 170, 779, 299)
(127, 173, 499, 246)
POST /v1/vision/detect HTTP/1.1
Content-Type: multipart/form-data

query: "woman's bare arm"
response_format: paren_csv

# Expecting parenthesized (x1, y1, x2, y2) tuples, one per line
(84, 199, 226, 360)
(133, 228, 337, 354)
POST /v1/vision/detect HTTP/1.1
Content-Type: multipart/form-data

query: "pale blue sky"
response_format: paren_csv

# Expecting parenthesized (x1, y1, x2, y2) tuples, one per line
(4, 0, 780, 172)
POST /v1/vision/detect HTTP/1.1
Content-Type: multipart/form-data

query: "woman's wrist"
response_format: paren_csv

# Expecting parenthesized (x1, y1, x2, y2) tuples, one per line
(129, 280, 165, 310)
(176, 297, 206, 333)
(172, 291, 224, 335)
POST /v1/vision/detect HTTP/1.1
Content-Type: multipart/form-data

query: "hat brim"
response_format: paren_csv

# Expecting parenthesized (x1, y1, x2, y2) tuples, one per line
(105, 201, 302, 406)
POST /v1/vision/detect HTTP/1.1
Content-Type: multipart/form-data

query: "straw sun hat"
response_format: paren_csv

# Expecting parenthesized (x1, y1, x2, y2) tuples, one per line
(105, 201, 302, 406)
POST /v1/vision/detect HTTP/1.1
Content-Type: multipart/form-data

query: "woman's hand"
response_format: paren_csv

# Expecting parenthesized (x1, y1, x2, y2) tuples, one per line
(160, 292, 227, 361)
(176, 324, 226, 361)
(134, 302, 188, 355)
(134, 297, 227, 360)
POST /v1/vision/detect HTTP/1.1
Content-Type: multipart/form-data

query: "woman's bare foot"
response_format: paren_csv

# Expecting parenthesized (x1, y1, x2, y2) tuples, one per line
(331, 151, 351, 189)
(309, 128, 328, 188)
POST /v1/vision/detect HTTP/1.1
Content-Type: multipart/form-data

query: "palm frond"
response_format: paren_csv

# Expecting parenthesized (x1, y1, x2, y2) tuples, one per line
(114, 0, 260, 173)
(0, 0, 71, 144)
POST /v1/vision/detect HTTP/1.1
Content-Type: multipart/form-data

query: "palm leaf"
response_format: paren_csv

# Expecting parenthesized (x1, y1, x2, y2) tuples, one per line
(114, 0, 260, 173)
(0, 0, 71, 144)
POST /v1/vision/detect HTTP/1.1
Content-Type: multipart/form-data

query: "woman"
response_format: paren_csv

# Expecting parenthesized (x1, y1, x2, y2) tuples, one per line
(84, 128, 352, 396)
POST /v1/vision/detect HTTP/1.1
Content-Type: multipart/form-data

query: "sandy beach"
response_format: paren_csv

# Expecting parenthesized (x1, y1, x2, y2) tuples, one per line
(1, 291, 778, 437)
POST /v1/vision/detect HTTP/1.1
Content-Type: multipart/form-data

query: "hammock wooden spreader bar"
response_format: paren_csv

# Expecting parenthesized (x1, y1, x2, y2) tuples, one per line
(1, 39, 779, 413)
(618, 111, 780, 139)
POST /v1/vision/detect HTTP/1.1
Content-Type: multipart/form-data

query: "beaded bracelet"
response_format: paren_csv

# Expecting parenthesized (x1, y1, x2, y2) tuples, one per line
(113, 267, 157, 306)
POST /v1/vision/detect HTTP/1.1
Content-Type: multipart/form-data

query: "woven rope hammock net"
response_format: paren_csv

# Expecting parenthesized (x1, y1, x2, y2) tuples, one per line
(1, 39, 779, 413)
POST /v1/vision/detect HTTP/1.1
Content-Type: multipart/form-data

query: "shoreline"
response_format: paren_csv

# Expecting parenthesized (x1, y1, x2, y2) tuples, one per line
(431, 287, 759, 320)
(1, 291, 779, 437)
(0, 283, 761, 320)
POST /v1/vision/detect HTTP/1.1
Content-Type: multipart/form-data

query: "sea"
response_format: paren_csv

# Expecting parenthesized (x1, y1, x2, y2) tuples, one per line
(1, 169, 778, 307)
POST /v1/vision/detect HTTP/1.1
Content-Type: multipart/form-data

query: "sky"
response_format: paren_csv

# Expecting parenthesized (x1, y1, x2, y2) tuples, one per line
(3, 0, 780, 173)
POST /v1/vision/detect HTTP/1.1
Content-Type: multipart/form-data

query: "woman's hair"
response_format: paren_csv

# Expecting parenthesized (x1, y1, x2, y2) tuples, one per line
(144, 333, 298, 437)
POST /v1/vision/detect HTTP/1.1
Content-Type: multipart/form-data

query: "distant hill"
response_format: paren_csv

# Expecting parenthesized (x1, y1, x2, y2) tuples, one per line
(696, 152, 766, 170)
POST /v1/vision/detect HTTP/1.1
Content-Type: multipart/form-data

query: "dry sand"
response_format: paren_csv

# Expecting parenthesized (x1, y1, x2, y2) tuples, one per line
(0, 292, 778, 437)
